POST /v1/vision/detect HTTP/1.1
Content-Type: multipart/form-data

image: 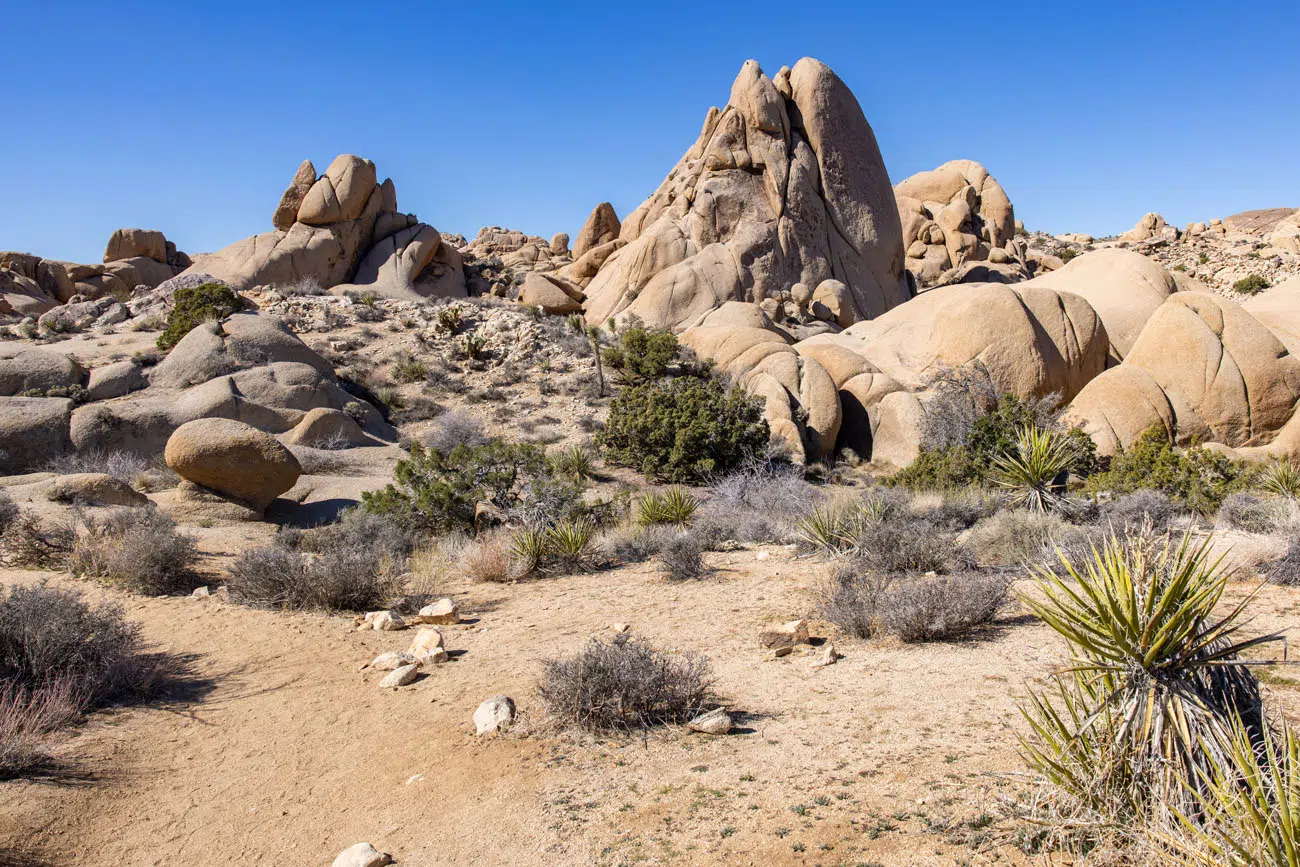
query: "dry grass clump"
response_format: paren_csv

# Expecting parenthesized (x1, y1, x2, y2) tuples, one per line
(539, 636, 713, 732)
(597, 522, 675, 564)
(0, 582, 164, 777)
(225, 509, 412, 611)
(1264, 539, 1300, 586)
(819, 565, 1007, 643)
(459, 531, 513, 583)
(420, 408, 487, 452)
(1103, 489, 1175, 532)
(968, 509, 1077, 568)
(68, 508, 200, 596)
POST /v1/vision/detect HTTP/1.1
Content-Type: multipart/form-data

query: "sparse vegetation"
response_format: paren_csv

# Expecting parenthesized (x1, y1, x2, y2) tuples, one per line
(1233, 273, 1270, 295)
(820, 565, 1006, 642)
(1086, 425, 1246, 515)
(0, 511, 75, 569)
(658, 532, 709, 580)
(635, 488, 699, 526)
(68, 508, 200, 596)
(156, 283, 244, 351)
(539, 636, 713, 732)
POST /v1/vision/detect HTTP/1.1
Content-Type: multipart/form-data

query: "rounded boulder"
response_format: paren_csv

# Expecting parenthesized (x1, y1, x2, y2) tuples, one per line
(164, 418, 301, 512)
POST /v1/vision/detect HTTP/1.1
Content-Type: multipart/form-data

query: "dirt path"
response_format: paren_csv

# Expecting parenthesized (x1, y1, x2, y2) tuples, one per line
(4, 550, 1299, 866)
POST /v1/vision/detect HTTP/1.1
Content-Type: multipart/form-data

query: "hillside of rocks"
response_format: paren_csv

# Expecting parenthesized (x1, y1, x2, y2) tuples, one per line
(2, 55, 1299, 496)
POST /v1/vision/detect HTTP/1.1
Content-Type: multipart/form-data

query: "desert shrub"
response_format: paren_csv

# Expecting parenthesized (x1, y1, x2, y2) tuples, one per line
(0, 492, 16, 536)
(889, 389, 1096, 491)
(968, 510, 1076, 568)
(1218, 491, 1285, 534)
(635, 488, 699, 526)
(1265, 540, 1300, 586)
(602, 327, 680, 379)
(799, 493, 967, 571)
(226, 509, 411, 611)
(1018, 528, 1269, 828)
(1086, 426, 1245, 515)
(539, 636, 713, 731)
(0, 582, 158, 710)
(362, 440, 547, 533)
(1, 511, 74, 568)
(420, 408, 486, 452)
(1233, 273, 1270, 295)
(459, 531, 512, 582)
(598, 523, 674, 564)
(908, 489, 996, 531)
(68, 508, 200, 595)
(43, 449, 153, 484)
(710, 460, 820, 513)
(659, 532, 708, 580)
(820, 566, 1006, 642)
(599, 376, 769, 483)
(1102, 489, 1175, 532)
(156, 283, 243, 351)
(549, 444, 595, 482)
(390, 354, 428, 383)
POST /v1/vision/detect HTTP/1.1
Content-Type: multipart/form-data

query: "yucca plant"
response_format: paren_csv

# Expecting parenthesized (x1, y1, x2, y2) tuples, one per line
(989, 425, 1076, 513)
(510, 526, 548, 576)
(1260, 460, 1300, 501)
(635, 488, 699, 527)
(1019, 526, 1277, 824)
(794, 505, 856, 556)
(1159, 714, 1300, 866)
(551, 445, 595, 482)
(543, 518, 596, 574)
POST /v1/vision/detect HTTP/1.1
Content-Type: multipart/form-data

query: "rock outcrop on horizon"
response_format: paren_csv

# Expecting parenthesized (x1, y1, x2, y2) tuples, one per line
(580, 58, 911, 333)
(183, 155, 467, 302)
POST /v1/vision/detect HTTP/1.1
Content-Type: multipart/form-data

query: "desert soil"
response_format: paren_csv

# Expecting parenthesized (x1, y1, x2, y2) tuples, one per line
(4, 533, 1300, 867)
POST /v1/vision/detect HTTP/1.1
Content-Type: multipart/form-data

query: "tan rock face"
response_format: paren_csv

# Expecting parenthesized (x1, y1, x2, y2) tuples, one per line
(273, 160, 316, 231)
(1065, 292, 1300, 455)
(164, 418, 302, 512)
(45, 473, 149, 507)
(583, 58, 909, 332)
(519, 271, 584, 315)
(104, 228, 168, 264)
(893, 160, 1019, 287)
(571, 203, 620, 259)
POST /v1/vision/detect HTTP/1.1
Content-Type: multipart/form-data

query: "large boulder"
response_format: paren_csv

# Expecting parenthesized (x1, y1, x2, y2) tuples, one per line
(1065, 292, 1300, 455)
(164, 418, 302, 512)
(104, 228, 168, 264)
(0, 346, 85, 396)
(0, 397, 72, 473)
(572, 203, 621, 260)
(1019, 249, 1177, 361)
(46, 473, 149, 507)
(582, 58, 909, 332)
(150, 312, 334, 389)
(332, 223, 467, 301)
(1119, 212, 1177, 244)
(519, 272, 584, 314)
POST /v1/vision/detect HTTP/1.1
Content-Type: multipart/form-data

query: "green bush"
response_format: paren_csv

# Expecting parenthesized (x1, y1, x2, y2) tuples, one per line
(1233, 273, 1270, 295)
(1086, 426, 1245, 515)
(598, 376, 768, 483)
(156, 283, 244, 351)
(888, 394, 1097, 491)
(361, 440, 548, 533)
(602, 327, 681, 379)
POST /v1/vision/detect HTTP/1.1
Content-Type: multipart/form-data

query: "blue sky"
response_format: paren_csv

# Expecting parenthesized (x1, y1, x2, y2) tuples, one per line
(3, 0, 1297, 263)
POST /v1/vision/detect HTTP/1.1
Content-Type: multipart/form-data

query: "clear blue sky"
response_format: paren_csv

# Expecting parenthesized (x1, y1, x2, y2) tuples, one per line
(3, 0, 1297, 264)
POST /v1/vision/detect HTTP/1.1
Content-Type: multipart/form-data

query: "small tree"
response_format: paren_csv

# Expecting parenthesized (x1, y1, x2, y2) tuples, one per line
(157, 284, 244, 351)
(598, 376, 768, 483)
(602, 327, 681, 379)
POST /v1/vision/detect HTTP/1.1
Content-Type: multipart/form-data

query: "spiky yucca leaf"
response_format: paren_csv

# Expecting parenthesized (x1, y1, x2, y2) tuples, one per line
(1159, 714, 1300, 867)
(989, 425, 1076, 513)
(511, 526, 548, 575)
(635, 488, 698, 527)
(543, 518, 596, 573)
(551, 445, 595, 482)
(1020, 527, 1276, 818)
(1260, 461, 1300, 501)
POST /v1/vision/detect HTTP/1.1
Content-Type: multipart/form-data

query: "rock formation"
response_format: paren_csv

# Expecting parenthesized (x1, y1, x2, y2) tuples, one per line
(894, 160, 1023, 287)
(581, 58, 910, 332)
(182, 155, 467, 301)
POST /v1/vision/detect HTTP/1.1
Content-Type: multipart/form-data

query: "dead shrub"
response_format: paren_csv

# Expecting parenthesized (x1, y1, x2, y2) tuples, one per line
(1, 511, 75, 568)
(598, 523, 674, 565)
(968, 509, 1077, 568)
(68, 508, 200, 595)
(1218, 491, 1285, 534)
(539, 636, 714, 731)
(421, 409, 487, 452)
(1101, 489, 1174, 532)
(1266, 539, 1300, 586)
(659, 532, 709, 580)
(820, 565, 1007, 642)
(226, 509, 412, 611)
(856, 512, 969, 574)
(0, 679, 80, 778)
(0, 491, 16, 535)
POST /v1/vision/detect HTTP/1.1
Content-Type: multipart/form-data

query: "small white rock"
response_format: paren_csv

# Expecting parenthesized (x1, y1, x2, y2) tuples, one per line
(417, 598, 459, 625)
(371, 611, 407, 632)
(369, 651, 415, 671)
(474, 695, 516, 735)
(810, 643, 841, 668)
(407, 628, 449, 664)
(331, 842, 392, 867)
(610, 622, 631, 634)
(379, 663, 421, 689)
(687, 708, 733, 735)
(756, 550, 770, 561)
(190, 586, 213, 598)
